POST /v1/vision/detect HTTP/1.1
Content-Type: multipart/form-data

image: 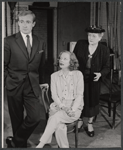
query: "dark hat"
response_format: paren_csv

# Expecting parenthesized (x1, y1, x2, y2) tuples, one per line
(85, 25, 105, 33)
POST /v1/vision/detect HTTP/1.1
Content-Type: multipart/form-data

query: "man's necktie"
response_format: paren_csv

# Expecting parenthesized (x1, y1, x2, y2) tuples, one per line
(26, 35, 31, 58)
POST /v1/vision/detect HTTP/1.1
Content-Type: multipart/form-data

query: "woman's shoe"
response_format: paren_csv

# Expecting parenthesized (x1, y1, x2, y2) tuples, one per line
(86, 130, 94, 137)
(36, 142, 44, 148)
(85, 122, 94, 137)
(58, 146, 71, 148)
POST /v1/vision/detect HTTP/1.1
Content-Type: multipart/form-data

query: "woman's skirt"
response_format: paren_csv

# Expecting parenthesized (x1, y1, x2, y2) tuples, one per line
(82, 69, 100, 117)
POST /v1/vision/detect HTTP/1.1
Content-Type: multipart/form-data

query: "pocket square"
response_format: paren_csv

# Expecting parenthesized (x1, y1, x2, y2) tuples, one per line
(38, 50, 44, 54)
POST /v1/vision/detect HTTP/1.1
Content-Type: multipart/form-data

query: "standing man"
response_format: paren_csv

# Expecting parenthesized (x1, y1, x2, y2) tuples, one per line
(4, 10, 45, 148)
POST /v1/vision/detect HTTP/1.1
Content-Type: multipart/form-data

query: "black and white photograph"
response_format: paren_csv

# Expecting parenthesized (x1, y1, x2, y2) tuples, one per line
(2, 1, 121, 148)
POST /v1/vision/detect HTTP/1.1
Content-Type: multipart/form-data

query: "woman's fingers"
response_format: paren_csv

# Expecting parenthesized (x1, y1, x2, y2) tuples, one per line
(93, 72, 101, 81)
(67, 110, 75, 117)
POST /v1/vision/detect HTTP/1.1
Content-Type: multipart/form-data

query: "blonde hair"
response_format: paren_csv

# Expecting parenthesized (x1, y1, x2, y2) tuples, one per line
(57, 50, 79, 71)
(17, 10, 36, 22)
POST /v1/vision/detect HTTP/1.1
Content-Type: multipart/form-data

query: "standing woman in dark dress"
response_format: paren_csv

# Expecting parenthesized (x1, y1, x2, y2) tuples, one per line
(73, 25, 110, 137)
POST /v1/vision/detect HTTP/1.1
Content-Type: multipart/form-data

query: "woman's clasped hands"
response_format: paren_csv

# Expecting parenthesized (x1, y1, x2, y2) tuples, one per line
(61, 106, 75, 117)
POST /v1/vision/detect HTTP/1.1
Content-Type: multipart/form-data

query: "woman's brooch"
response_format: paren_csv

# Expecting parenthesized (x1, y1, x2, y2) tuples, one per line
(88, 54, 92, 58)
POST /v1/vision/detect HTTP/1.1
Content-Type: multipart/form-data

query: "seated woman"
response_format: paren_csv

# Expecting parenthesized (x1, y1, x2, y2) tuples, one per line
(36, 50, 84, 148)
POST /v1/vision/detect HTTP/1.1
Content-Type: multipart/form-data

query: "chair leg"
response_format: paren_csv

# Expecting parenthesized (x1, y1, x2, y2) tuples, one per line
(75, 121, 78, 148)
(108, 102, 111, 117)
(112, 103, 116, 129)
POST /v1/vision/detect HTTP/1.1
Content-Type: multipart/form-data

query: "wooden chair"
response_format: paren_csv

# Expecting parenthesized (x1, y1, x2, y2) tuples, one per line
(39, 84, 51, 119)
(39, 83, 79, 148)
(99, 68, 121, 129)
(66, 120, 79, 148)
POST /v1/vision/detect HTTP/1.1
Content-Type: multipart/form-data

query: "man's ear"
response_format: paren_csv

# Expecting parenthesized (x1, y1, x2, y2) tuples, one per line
(33, 22, 36, 27)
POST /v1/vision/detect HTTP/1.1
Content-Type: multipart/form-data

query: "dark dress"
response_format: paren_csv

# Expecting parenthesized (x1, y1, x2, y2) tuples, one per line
(73, 40, 110, 117)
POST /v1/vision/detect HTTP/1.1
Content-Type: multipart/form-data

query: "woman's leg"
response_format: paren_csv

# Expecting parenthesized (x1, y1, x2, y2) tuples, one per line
(36, 109, 81, 148)
(85, 116, 94, 137)
(55, 123, 69, 148)
(88, 117, 94, 131)
(36, 114, 60, 148)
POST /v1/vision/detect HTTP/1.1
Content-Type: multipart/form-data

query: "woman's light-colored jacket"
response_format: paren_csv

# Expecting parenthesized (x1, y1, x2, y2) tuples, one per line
(51, 70, 84, 111)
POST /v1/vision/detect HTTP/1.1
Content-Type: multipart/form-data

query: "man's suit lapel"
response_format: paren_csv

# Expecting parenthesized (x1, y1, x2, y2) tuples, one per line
(15, 32, 28, 59)
(30, 34, 39, 61)
(15, 32, 39, 61)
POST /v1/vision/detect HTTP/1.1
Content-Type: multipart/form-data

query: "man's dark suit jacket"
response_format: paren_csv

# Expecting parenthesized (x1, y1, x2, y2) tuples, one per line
(4, 32, 44, 98)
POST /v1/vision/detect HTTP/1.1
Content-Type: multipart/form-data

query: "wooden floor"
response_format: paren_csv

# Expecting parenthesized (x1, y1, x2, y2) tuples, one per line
(3, 71, 121, 148)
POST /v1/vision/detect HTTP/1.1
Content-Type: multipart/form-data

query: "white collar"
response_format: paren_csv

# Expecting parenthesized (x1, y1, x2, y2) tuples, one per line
(59, 70, 73, 77)
(20, 32, 32, 39)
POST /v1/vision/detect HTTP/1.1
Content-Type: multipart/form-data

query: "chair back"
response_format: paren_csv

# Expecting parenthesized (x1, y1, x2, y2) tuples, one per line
(39, 84, 51, 114)
(109, 54, 114, 95)
(109, 54, 120, 98)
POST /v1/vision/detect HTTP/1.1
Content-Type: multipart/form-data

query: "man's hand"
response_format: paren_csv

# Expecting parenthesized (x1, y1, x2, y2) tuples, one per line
(93, 72, 101, 81)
